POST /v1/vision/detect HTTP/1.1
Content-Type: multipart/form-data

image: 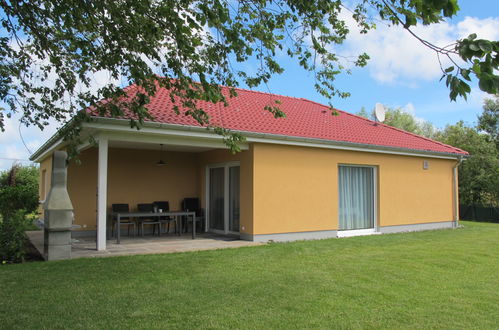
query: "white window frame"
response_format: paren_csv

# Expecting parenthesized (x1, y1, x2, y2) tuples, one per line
(337, 164, 378, 237)
(205, 161, 241, 235)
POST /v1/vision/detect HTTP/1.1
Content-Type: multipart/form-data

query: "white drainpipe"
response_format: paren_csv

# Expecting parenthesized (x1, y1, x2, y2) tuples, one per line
(453, 156, 464, 228)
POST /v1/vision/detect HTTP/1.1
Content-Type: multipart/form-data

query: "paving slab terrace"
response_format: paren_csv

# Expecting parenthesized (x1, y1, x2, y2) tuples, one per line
(27, 231, 262, 259)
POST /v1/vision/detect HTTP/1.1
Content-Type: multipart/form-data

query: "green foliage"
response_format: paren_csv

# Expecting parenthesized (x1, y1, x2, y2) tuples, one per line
(477, 96, 499, 148)
(439, 33, 498, 101)
(438, 98, 499, 208)
(385, 108, 421, 134)
(212, 126, 245, 153)
(0, 210, 31, 264)
(437, 121, 499, 206)
(0, 1, 496, 154)
(356, 106, 371, 119)
(0, 165, 39, 264)
(453, 34, 498, 97)
(0, 164, 40, 218)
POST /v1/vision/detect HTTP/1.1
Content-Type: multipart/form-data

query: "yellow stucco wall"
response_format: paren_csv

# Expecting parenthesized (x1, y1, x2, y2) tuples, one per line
(58, 141, 455, 236)
(252, 143, 456, 235)
(66, 148, 97, 230)
(66, 147, 200, 230)
(38, 155, 53, 219)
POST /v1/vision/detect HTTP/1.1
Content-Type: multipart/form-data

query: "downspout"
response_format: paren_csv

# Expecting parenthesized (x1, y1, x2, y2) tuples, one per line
(453, 156, 464, 228)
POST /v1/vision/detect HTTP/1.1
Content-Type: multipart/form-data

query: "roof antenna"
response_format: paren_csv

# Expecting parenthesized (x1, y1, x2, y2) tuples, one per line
(374, 103, 386, 126)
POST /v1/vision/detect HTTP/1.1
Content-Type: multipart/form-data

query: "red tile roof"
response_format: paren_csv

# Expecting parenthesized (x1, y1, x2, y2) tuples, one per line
(89, 84, 468, 156)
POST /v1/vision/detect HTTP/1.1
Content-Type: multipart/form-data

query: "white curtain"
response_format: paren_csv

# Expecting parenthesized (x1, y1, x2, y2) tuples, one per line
(339, 166, 375, 230)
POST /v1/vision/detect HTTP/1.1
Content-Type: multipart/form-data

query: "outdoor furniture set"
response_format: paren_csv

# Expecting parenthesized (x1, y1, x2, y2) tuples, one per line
(108, 198, 205, 244)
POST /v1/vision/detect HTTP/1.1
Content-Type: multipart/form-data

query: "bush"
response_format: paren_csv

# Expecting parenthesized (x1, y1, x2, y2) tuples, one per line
(0, 210, 31, 264)
(0, 164, 39, 264)
(0, 165, 39, 217)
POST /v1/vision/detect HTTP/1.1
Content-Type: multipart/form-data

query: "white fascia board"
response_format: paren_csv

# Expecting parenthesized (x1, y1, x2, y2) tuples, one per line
(89, 118, 463, 159)
(87, 121, 248, 150)
(32, 116, 464, 162)
(31, 129, 96, 163)
(31, 137, 64, 163)
(245, 136, 461, 160)
(85, 121, 217, 140)
(102, 131, 233, 150)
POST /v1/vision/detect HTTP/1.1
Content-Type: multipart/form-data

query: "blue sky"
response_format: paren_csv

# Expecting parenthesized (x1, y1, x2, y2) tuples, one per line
(1, 1, 498, 170)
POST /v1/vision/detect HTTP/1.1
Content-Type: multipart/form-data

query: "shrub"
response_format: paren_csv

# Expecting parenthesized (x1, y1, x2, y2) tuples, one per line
(0, 164, 39, 264)
(0, 164, 39, 218)
(0, 210, 31, 264)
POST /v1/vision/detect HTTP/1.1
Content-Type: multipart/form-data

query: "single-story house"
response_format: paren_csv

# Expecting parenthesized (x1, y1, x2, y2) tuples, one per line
(31, 84, 468, 251)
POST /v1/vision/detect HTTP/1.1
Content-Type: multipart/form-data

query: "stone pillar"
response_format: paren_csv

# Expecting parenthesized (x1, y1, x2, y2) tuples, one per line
(43, 150, 74, 261)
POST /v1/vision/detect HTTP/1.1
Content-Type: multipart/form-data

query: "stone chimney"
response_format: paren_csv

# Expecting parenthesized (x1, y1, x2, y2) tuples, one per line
(43, 150, 73, 260)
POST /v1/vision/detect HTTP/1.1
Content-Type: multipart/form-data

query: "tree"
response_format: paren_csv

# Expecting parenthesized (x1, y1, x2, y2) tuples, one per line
(356, 106, 438, 138)
(356, 107, 371, 119)
(477, 96, 499, 148)
(437, 121, 499, 207)
(0, 164, 38, 264)
(0, 1, 497, 153)
(0, 164, 40, 218)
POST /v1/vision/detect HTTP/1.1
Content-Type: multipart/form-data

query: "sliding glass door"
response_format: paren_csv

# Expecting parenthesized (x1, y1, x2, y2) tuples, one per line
(209, 167, 225, 231)
(207, 163, 240, 234)
(338, 165, 376, 231)
(228, 166, 240, 232)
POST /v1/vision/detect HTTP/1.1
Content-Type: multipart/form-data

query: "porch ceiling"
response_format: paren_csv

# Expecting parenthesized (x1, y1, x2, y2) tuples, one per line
(108, 140, 215, 153)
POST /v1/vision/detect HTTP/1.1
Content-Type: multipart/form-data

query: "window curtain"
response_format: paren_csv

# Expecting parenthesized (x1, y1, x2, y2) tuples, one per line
(339, 166, 375, 230)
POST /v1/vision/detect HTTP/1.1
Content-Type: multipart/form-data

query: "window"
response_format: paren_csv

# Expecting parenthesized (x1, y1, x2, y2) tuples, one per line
(338, 165, 375, 231)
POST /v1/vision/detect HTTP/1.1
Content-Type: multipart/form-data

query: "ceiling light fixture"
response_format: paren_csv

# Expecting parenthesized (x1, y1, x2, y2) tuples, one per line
(156, 144, 166, 166)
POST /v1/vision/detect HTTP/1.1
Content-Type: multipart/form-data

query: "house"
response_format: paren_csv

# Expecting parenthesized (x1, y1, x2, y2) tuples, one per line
(30, 84, 468, 251)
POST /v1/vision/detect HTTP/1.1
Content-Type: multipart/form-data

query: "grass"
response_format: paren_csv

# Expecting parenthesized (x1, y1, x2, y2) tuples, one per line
(1, 221, 498, 329)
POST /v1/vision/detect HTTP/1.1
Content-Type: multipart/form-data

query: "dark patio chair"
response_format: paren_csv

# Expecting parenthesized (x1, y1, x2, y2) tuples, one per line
(111, 203, 136, 237)
(137, 203, 161, 236)
(153, 201, 177, 234)
(181, 197, 205, 233)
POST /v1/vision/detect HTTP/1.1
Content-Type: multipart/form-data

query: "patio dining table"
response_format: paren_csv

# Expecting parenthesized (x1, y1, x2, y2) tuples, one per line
(108, 211, 197, 244)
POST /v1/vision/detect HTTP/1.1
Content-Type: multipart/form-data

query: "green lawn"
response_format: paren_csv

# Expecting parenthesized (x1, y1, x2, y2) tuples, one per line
(1, 221, 498, 329)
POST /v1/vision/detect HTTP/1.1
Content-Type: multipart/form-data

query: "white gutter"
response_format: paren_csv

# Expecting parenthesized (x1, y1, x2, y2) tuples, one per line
(89, 118, 468, 160)
(31, 116, 468, 162)
(453, 156, 464, 228)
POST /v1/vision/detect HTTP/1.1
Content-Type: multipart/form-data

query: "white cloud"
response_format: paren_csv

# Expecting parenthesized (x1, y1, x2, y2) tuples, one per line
(340, 13, 499, 85)
(457, 17, 499, 40)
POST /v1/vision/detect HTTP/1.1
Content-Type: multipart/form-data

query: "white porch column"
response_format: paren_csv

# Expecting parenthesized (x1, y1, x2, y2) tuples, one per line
(97, 137, 108, 251)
